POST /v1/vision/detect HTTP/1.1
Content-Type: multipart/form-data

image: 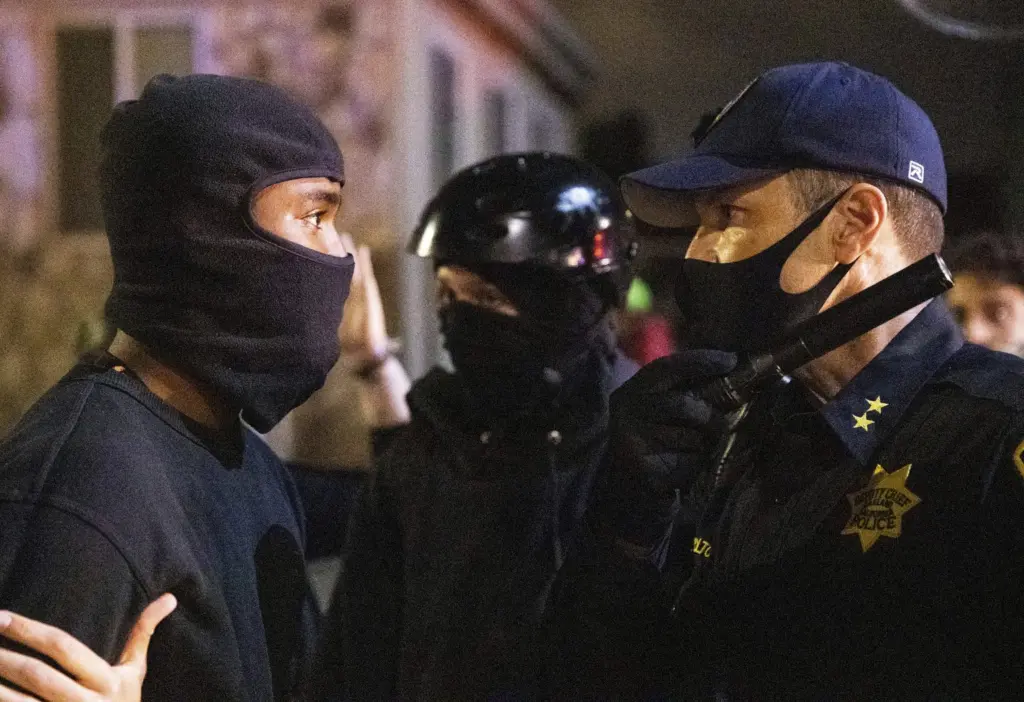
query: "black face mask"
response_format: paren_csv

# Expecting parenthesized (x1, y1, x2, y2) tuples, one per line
(676, 193, 852, 354)
(440, 302, 605, 419)
(101, 75, 353, 432)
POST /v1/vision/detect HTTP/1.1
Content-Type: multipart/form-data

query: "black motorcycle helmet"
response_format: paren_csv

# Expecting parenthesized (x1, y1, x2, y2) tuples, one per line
(408, 152, 637, 307)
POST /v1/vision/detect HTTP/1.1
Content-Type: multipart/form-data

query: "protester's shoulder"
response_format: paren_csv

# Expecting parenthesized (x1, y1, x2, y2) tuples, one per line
(406, 367, 460, 414)
(0, 371, 181, 591)
(370, 368, 462, 485)
(245, 426, 292, 471)
(371, 416, 434, 482)
(0, 366, 184, 501)
(397, 367, 466, 444)
(0, 371, 105, 482)
(934, 342, 1024, 411)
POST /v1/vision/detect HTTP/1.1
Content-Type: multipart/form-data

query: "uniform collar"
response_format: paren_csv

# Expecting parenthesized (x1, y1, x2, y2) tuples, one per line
(814, 298, 963, 464)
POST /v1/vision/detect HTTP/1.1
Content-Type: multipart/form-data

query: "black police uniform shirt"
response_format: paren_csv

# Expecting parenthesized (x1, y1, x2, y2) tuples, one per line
(0, 356, 318, 702)
(672, 299, 1024, 699)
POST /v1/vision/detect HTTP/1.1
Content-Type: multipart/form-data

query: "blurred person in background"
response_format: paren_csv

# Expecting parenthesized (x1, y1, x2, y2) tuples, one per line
(617, 276, 676, 365)
(945, 229, 1024, 356)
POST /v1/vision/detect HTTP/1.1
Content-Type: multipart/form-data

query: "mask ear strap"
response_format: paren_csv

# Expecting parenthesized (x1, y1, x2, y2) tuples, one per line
(758, 189, 848, 264)
(785, 189, 861, 302)
(795, 257, 855, 300)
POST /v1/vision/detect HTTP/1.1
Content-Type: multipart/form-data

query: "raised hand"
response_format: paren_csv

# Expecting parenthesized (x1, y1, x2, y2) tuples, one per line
(338, 233, 391, 372)
(0, 594, 176, 702)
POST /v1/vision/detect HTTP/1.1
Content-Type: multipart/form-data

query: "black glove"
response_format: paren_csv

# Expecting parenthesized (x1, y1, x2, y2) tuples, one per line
(596, 349, 738, 552)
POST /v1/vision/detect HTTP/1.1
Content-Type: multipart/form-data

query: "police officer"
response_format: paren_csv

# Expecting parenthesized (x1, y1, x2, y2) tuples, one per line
(314, 151, 636, 700)
(564, 61, 1024, 699)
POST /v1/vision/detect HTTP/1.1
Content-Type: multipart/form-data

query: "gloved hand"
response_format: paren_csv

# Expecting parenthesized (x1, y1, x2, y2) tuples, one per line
(596, 349, 738, 553)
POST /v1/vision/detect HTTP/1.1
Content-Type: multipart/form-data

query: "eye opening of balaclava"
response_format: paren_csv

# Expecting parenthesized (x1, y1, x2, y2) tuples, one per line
(102, 74, 355, 433)
(242, 170, 348, 264)
(437, 261, 612, 418)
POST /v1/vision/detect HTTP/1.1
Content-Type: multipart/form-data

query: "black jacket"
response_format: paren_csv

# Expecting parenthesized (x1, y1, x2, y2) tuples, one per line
(557, 301, 1024, 699)
(319, 351, 635, 700)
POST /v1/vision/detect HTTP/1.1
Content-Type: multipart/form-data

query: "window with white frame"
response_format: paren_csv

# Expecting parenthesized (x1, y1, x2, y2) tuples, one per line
(56, 13, 199, 232)
(530, 109, 552, 152)
(528, 99, 568, 154)
(429, 46, 457, 192)
(483, 88, 509, 156)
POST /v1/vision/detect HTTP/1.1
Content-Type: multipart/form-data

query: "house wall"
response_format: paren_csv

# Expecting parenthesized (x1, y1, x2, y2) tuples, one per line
(0, 1, 400, 462)
(0, 0, 584, 468)
(393, 0, 577, 380)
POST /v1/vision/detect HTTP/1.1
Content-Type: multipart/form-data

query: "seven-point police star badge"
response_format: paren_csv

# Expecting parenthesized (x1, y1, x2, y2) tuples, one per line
(841, 464, 921, 553)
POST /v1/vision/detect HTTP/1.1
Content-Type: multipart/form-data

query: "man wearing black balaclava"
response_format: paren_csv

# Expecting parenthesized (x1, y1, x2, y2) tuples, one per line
(0, 74, 354, 701)
(312, 152, 637, 701)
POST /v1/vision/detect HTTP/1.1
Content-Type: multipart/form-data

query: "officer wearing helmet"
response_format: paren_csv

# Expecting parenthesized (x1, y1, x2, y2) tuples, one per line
(314, 152, 637, 700)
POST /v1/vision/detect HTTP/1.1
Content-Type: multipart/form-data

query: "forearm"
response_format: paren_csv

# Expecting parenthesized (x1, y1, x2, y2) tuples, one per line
(355, 356, 411, 428)
(317, 481, 404, 700)
(287, 464, 368, 559)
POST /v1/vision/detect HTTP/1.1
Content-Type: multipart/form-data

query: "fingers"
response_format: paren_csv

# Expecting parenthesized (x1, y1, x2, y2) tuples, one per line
(0, 610, 109, 693)
(359, 246, 386, 322)
(341, 233, 363, 285)
(0, 646, 87, 702)
(339, 232, 357, 257)
(118, 594, 177, 671)
(618, 350, 739, 397)
(0, 681, 41, 702)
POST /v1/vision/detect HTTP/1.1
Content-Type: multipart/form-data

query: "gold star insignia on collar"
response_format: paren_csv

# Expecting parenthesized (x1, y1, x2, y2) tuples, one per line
(842, 464, 921, 552)
(866, 396, 888, 414)
(852, 412, 875, 431)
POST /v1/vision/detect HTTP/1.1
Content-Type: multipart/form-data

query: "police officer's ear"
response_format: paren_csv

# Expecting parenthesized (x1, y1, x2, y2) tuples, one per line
(831, 183, 887, 264)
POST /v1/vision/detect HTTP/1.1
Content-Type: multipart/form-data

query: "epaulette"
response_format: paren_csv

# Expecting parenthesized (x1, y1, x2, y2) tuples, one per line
(934, 343, 1024, 412)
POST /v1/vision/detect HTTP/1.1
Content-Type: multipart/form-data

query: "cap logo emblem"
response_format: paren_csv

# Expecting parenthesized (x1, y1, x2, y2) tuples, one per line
(908, 161, 925, 184)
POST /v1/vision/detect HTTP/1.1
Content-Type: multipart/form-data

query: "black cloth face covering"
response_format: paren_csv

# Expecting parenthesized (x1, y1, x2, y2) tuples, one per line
(101, 74, 354, 432)
(676, 192, 853, 354)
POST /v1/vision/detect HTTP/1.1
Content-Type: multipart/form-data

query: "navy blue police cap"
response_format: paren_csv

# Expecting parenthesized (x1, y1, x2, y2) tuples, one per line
(621, 61, 947, 227)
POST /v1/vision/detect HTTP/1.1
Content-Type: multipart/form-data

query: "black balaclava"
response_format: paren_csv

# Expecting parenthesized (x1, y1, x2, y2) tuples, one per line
(101, 74, 354, 433)
(439, 263, 610, 420)
(676, 193, 853, 354)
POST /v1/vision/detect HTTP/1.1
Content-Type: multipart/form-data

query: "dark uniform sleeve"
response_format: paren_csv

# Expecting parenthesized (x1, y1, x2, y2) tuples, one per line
(0, 499, 148, 668)
(312, 449, 404, 701)
(975, 415, 1024, 681)
(542, 450, 705, 698)
(286, 463, 367, 561)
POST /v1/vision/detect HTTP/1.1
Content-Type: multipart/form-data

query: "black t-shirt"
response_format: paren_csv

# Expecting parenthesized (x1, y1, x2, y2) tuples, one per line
(0, 357, 318, 702)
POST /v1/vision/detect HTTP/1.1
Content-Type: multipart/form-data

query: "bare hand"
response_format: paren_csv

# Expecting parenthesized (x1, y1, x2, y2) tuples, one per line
(0, 594, 177, 702)
(338, 233, 390, 369)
